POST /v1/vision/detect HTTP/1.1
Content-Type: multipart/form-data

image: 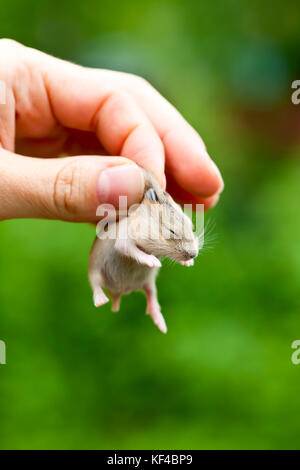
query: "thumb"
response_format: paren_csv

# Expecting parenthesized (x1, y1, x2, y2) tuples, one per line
(0, 151, 145, 222)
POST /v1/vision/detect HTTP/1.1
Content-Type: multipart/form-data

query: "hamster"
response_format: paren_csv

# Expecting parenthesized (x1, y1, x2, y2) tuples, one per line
(88, 168, 199, 333)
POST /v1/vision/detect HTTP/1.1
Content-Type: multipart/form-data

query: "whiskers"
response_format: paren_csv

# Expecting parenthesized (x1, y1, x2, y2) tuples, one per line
(161, 216, 218, 268)
(196, 216, 218, 255)
(162, 256, 180, 267)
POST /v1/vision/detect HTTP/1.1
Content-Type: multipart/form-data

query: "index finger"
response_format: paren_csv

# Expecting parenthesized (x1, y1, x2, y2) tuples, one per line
(28, 49, 166, 186)
(123, 74, 224, 198)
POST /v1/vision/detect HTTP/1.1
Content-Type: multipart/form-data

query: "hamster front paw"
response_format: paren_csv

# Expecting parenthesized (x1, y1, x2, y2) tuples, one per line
(180, 259, 194, 267)
(93, 288, 109, 307)
(139, 254, 162, 268)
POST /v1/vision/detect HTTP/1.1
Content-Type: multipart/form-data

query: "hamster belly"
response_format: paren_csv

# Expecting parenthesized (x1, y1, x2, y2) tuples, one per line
(101, 252, 153, 295)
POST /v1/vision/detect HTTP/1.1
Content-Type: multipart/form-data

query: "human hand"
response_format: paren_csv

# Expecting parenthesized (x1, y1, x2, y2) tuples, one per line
(0, 39, 223, 222)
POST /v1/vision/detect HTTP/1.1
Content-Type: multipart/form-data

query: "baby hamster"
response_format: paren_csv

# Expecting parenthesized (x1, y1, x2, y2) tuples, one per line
(88, 168, 199, 333)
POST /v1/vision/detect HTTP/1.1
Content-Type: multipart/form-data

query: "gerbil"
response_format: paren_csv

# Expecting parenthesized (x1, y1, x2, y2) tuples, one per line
(88, 168, 199, 333)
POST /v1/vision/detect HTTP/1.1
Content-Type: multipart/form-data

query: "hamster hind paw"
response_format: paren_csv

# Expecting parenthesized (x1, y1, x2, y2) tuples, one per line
(153, 312, 168, 334)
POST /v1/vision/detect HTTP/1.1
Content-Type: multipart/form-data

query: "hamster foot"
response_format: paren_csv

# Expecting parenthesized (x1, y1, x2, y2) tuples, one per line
(144, 286, 167, 334)
(111, 295, 121, 312)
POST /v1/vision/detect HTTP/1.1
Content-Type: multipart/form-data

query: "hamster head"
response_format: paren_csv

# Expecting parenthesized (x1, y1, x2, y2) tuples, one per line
(128, 170, 199, 262)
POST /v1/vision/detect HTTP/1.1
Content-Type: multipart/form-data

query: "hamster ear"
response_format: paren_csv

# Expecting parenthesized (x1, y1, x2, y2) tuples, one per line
(145, 188, 158, 202)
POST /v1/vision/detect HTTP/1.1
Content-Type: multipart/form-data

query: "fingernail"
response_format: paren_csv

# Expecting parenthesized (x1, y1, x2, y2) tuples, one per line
(97, 164, 144, 208)
(209, 193, 220, 209)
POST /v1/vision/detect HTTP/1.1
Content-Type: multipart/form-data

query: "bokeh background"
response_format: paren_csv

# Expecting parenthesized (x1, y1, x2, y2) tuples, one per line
(0, 0, 300, 450)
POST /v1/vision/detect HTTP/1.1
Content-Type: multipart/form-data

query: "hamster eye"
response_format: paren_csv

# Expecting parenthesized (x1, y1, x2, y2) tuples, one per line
(169, 229, 178, 238)
(146, 188, 158, 202)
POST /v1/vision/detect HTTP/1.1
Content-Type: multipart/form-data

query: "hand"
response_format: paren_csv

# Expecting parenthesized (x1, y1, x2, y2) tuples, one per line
(0, 39, 223, 222)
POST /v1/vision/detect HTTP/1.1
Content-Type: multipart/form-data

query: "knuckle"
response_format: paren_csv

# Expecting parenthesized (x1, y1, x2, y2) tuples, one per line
(137, 76, 150, 88)
(0, 38, 23, 51)
(0, 39, 27, 80)
(107, 89, 131, 108)
(123, 72, 152, 91)
(128, 73, 150, 88)
(53, 160, 84, 218)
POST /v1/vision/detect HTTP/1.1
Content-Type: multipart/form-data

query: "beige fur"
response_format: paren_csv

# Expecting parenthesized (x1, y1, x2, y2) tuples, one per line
(88, 168, 199, 333)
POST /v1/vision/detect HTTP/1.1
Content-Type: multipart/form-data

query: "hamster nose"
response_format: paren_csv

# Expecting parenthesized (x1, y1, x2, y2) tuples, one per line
(184, 249, 198, 260)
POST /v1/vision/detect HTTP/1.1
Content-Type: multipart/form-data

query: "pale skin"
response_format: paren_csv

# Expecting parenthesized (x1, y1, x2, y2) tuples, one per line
(1, 39, 224, 332)
(0, 39, 223, 223)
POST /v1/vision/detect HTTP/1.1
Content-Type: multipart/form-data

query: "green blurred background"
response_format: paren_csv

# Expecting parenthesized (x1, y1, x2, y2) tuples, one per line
(0, 0, 300, 450)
